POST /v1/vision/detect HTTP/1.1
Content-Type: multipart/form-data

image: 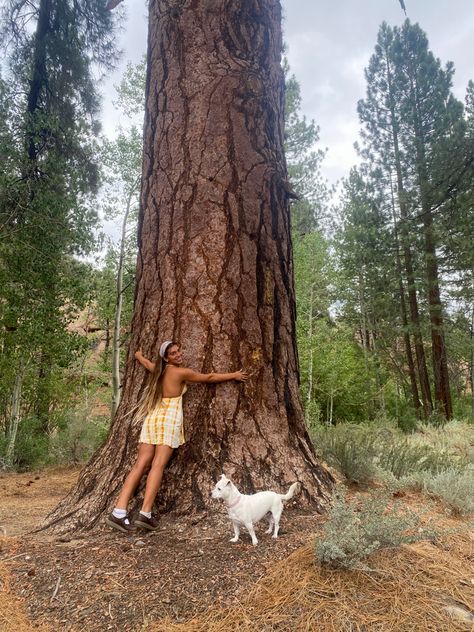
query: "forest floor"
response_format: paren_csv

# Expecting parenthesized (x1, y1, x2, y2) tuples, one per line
(0, 466, 473, 632)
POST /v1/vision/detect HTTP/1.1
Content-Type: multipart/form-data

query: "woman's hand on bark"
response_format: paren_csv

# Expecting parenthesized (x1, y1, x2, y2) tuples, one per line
(234, 369, 249, 382)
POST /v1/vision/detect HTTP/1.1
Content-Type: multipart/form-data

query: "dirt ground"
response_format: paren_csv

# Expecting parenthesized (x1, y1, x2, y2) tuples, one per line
(0, 467, 325, 631)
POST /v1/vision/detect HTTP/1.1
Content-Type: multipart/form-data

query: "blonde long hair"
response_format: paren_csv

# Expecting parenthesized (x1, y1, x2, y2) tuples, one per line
(135, 342, 174, 420)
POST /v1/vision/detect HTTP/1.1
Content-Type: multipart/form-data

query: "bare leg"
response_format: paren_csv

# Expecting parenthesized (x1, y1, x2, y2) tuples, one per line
(115, 443, 155, 510)
(141, 445, 174, 513)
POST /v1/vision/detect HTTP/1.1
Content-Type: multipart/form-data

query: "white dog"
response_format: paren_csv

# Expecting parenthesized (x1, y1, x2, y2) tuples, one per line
(211, 474, 298, 546)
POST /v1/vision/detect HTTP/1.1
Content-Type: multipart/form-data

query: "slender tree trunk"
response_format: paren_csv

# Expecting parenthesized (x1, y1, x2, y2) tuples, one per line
(470, 306, 474, 416)
(39, 0, 333, 534)
(5, 366, 24, 468)
(385, 55, 432, 417)
(305, 283, 314, 423)
(35, 347, 53, 433)
(111, 185, 137, 419)
(369, 324, 386, 415)
(389, 175, 421, 415)
(358, 271, 375, 416)
(410, 78, 452, 419)
(104, 319, 111, 352)
(25, 0, 51, 167)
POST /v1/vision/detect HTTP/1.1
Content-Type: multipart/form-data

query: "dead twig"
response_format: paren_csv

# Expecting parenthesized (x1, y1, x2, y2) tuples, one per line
(50, 576, 61, 602)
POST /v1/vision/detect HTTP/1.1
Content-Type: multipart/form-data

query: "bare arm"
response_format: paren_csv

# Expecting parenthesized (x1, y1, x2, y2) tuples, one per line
(180, 367, 248, 384)
(134, 350, 156, 373)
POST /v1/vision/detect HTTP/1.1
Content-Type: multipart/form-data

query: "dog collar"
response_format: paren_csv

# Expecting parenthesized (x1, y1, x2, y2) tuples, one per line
(227, 496, 241, 509)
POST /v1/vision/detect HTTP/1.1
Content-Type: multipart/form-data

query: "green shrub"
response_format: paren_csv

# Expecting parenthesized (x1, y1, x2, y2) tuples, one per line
(49, 406, 109, 464)
(396, 412, 419, 434)
(12, 415, 49, 471)
(315, 490, 427, 569)
(422, 468, 474, 515)
(313, 424, 377, 484)
(305, 400, 322, 429)
(375, 430, 456, 479)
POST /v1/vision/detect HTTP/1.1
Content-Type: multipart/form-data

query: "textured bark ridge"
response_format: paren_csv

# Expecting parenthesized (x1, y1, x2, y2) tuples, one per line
(40, 0, 333, 534)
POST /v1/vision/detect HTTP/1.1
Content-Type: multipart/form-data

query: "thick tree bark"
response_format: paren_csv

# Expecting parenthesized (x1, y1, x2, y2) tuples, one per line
(39, 0, 333, 534)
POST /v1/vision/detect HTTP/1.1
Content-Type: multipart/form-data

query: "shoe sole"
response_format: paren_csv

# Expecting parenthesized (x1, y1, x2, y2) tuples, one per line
(134, 519, 158, 531)
(106, 517, 133, 534)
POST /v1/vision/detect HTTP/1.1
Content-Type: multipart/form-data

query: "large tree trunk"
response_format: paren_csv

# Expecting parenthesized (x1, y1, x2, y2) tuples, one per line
(39, 0, 333, 534)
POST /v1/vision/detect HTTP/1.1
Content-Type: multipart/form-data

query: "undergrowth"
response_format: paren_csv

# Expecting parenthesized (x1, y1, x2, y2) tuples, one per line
(315, 490, 430, 569)
(312, 420, 473, 516)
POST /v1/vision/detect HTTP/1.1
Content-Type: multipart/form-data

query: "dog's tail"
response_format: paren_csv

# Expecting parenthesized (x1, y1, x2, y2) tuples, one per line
(280, 482, 298, 501)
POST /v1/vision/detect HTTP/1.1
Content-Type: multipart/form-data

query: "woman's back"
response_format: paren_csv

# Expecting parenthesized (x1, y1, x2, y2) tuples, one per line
(160, 365, 185, 398)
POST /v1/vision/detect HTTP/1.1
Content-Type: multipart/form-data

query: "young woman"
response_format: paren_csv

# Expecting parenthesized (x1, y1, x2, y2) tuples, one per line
(106, 340, 248, 532)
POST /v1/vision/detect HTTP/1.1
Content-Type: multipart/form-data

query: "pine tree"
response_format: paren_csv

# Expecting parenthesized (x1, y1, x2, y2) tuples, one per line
(357, 22, 432, 417)
(393, 20, 465, 419)
(0, 1, 120, 461)
(40, 0, 333, 533)
(284, 60, 330, 234)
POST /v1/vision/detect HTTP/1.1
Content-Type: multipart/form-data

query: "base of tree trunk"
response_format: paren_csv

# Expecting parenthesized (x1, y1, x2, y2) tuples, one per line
(37, 386, 334, 535)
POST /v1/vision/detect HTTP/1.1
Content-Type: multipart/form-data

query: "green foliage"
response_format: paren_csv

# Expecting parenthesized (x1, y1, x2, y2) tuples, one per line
(8, 416, 49, 471)
(417, 468, 474, 515)
(313, 421, 468, 486)
(284, 58, 331, 233)
(313, 424, 377, 484)
(49, 405, 109, 465)
(0, 0, 120, 465)
(375, 430, 457, 479)
(315, 490, 426, 569)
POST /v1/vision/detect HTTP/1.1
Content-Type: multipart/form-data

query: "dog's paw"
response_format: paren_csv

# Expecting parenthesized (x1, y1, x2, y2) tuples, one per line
(265, 528, 272, 535)
(230, 537, 239, 543)
(252, 539, 258, 546)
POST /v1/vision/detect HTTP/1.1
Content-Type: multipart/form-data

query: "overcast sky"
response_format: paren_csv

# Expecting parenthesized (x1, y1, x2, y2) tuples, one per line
(101, 0, 474, 188)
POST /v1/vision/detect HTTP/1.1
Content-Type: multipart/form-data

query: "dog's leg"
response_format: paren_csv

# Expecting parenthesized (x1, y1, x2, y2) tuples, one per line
(245, 522, 258, 546)
(230, 521, 240, 543)
(265, 515, 274, 535)
(271, 505, 283, 539)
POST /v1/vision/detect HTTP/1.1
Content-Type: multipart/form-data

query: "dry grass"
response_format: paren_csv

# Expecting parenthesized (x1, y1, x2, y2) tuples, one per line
(151, 529, 474, 632)
(0, 539, 50, 632)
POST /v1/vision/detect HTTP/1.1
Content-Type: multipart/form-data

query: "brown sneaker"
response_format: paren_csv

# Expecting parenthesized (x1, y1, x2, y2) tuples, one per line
(134, 513, 160, 531)
(106, 512, 134, 533)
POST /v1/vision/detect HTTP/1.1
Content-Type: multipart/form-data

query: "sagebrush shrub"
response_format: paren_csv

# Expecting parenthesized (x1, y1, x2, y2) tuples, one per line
(375, 431, 456, 479)
(422, 468, 474, 515)
(313, 425, 377, 484)
(315, 490, 426, 569)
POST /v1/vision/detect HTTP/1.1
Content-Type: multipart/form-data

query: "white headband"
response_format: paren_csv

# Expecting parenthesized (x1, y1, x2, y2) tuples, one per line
(159, 340, 173, 359)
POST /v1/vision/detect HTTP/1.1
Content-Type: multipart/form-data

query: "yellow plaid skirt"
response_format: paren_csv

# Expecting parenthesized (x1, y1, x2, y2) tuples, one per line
(139, 395, 185, 448)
